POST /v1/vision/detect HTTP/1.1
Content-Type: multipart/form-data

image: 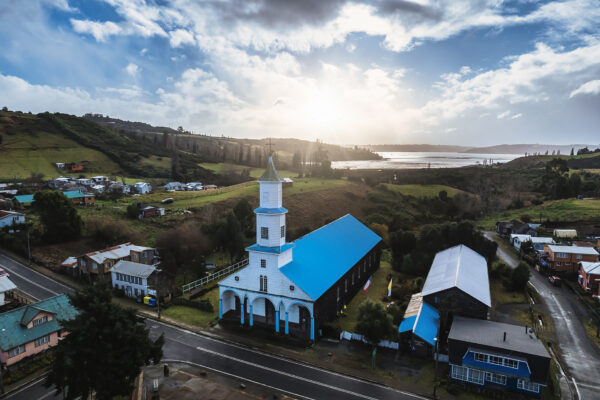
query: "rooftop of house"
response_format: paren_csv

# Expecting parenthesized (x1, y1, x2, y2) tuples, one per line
(421, 244, 491, 307)
(85, 242, 155, 264)
(0, 210, 24, 218)
(279, 214, 381, 300)
(580, 262, 600, 274)
(110, 260, 156, 278)
(0, 294, 78, 350)
(398, 293, 440, 346)
(449, 316, 550, 359)
(0, 275, 17, 292)
(546, 245, 599, 256)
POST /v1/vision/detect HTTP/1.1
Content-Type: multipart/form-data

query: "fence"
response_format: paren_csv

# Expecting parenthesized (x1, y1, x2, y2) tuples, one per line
(181, 258, 249, 294)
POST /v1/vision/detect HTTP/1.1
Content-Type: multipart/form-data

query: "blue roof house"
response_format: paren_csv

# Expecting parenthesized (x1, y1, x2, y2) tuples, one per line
(218, 158, 382, 340)
(398, 293, 440, 356)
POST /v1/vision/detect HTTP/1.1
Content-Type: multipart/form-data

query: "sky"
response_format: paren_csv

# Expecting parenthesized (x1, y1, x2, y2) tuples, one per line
(0, 0, 599, 145)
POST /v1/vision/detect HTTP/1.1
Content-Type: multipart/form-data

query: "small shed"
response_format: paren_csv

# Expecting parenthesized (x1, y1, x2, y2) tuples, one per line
(553, 229, 577, 238)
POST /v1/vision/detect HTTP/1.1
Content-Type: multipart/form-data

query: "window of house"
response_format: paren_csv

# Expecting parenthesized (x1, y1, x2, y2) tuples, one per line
(34, 335, 50, 347)
(8, 345, 26, 358)
(134, 288, 138, 296)
(80, 259, 86, 267)
(576, 254, 583, 259)
(487, 373, 507, 385)
(517, 379, 540, 393)
(358, 267, 360, 279)
(474, 352, 487, 363)
(33, 316, 49, 326)
(261, 259, 266, 268)
(503, 358, 518, 369)
(132, 253, 139, 261)
(259, 275, 267, 292)
(263, 276, 268, 292)
(345, 279, 348, 293)
(92, 262, 98, 270)
(141, 290, 144, 297)
(261, 227, 269, 239)
(281, 225, 285, 238)
(488, 355, 503, 365)
(337, 287, 340, 301)
(467, 368, 485, 385)
(451, 365, 468, 381)
(352, 272, 355, 286)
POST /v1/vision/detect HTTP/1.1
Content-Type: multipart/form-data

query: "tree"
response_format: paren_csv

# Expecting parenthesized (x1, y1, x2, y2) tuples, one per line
(126, 204, 140, 219)
(389, 230, 416, 271)
(233, 198, 254, 233)
(355, 300, 395, 346)
(45, 284, 163, 400)
(156, 223, 212, 275)
(511, 262, 531, 291)
(34, 191, 81, 242)
(519, 240, 534, 256)
(570, 147, 574, 156)
(292, 150, 302, 171)
(219, 213, 244, 262)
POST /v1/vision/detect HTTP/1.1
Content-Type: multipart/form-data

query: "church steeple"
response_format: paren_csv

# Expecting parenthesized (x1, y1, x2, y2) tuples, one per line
(255, 157, 287, 248)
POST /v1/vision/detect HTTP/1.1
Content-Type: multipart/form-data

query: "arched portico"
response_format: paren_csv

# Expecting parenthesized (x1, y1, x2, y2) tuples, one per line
(287, 301, 314, 340)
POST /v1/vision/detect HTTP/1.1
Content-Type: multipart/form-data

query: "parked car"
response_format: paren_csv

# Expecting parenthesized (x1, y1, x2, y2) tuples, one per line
(548, 276, 562, 287)
(161, 198, 174, 204)
(203, 262, 216, 270)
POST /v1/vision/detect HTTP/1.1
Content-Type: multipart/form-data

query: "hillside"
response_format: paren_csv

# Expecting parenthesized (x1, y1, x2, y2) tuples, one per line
(84, 114, 381, 165)
(0, 110, 221, 182)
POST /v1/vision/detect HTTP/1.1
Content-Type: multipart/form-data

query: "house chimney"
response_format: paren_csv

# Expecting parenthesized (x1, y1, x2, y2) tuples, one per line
(503, 332, 507, 342)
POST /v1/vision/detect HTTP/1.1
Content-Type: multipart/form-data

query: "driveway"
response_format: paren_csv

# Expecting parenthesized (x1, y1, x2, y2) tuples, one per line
(484, 231, 600, 399)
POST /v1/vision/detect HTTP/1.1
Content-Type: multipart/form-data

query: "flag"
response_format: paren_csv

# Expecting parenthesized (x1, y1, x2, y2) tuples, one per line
(363, 276, 372, 292)
(387, 278, 393, 297)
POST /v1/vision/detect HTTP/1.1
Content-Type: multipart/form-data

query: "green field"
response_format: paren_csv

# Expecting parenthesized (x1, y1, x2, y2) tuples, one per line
(0, 130, 121, 179)
(382, 183, 466, 198)
(140, 155, 171, 171)
(478, 198, 600, 229)
(199, 162, 297, 178)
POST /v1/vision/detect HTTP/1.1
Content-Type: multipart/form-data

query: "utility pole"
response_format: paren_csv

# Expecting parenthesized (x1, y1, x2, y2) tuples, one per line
(433, 337, 439, 399)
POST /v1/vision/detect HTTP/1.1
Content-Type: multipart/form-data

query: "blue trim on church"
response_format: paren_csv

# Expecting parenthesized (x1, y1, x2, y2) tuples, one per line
(245, 243, 295, 254)
(254, 207, 288, 214)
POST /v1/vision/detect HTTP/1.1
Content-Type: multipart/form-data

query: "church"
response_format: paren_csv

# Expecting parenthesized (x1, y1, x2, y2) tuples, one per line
(218, 157, 382, 340)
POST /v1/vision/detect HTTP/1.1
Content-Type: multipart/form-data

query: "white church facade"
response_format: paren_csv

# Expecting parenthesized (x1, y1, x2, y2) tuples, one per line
(218, 157, 382, 340)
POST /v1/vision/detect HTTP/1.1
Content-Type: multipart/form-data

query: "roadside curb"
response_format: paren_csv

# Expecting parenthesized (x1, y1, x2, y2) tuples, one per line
(0, 370, 50, 399)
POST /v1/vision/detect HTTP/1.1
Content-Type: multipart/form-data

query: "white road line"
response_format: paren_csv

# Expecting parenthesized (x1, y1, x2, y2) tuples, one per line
(163, 358, 314, 400)
(572, 378, 581, 400)
(150, 319, 427, 399)
(0, 264, 59, 297)
(35, 391, 56, 400)
(2, 376, 48, 399)
(0, 253, 72, 292)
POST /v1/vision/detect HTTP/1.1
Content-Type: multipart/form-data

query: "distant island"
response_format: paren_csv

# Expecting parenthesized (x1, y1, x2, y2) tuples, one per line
(367, 143, 600, 155)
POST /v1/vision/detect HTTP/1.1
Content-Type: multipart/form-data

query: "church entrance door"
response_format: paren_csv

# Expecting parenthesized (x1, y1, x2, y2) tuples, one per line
(265, 300, 275, 326)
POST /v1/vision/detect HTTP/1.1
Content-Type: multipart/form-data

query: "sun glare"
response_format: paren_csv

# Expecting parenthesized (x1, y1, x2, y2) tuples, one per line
(302, 89, 345, 132)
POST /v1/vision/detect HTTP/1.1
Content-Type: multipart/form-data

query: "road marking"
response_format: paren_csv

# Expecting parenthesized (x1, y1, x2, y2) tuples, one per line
(150, 319, 427, 399)
(0, 253, 73, 292)
(0, 264, 59, 297)
(36, 391, 56, 400)
(2, 376, 48, 399)
(572, 377, 581, 400)
(163, 358, 315, 400)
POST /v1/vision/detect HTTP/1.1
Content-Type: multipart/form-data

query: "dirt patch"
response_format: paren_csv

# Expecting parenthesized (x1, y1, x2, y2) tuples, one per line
(32, 237, 102, 267)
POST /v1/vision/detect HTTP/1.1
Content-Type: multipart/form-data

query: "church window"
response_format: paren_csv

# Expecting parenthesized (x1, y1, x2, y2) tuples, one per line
(260, 275, 263, 291)
(337, 287, 340, 301)
(261, 259, 266, 268)
(281, 225, 285, 238)
(261, 227, 269, 239)
(290, 285, 295, 291)
(352, 273, 355, 285)
(263, 276, 268, 292)
(262, 191, 270, 203)
(345, 279, 348, 293)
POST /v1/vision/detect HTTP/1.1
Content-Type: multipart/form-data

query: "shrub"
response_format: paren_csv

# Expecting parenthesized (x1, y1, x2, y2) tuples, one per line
(86, 216, 142, 244)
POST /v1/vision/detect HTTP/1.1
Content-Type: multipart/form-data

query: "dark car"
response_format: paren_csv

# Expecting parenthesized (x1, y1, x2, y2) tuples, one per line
(161, 198, 174, 204)
(548, 276, 562, 287)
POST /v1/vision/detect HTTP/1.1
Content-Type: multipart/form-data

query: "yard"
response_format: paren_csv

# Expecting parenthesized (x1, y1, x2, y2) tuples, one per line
(382, 183, 466, 198)
(198, 162, 297, 179)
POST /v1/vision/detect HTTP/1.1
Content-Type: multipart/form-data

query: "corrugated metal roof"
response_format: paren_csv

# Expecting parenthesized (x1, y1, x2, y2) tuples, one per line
(14, 194, 34, 204)
(398, 300, 440, 346)
(258, 157, 283, 182)
(547, 245, 599, 256)
(280, 214, 381, 300)
(398, 316, 417, 333)
(421, 244, 491, 307)
(110, 260, 156, 278)
(0, 276, 17, 292)
(580, 262, 600, 274)
(87, 243, 154, 264)
(0, 294, 78, 350)
(449, 316, 550, 359)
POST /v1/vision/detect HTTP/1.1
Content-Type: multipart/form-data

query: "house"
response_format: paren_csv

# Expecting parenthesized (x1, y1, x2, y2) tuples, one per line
(542, 245, 599, 274)
(185, 182, 203, 191)
(0, 210, 26, 228)
(510, 235, 554, 250)
(578, 262, 600, 296)
(398, 293, 440, 356)
(421, 245, 491, 320)
(55, 163, 65, 169)
(65, 163, 84, 171)
(77, 242, 158, 282)
(60, 256, 78, 276)
(204, 184, 218, 190)
(282, 177, 293, 187)
(91, 176, 109, 183)
(164, 182, 185, 191)
(572, 241, 596, 248)
(13, 194, 34, 208)
(135, 182, 152, 194)
(496, 221, 537, 236)
(553, 229, 577, 238)
(448, 316, 550, 398)
(0, 294, 78, 367)
(110, 260, 157, 298)
(62, 190, 95, 205)
(76, 178, 93, 186)
(218, 158, 382, 340)
(137, 204, 165, 219)
(0, 271, 17, 306)
(48, 177, 71, 189)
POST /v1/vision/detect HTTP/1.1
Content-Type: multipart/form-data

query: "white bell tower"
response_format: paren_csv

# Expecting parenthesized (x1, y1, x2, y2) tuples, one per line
(255, 157, 286, 248)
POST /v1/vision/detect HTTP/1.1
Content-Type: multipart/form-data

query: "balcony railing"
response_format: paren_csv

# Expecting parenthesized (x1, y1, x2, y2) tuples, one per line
(181, 258, 249, 294)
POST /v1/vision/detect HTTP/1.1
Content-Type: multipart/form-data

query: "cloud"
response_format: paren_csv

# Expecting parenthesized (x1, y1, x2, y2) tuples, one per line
(570, 79, 600, 97)
(44, 0, 77, 12)
(70, 19, 122, 42)
(510, 113, 523, 119)
(125, 63, 139, 77)
(497, 110, 511, 119)
(169, 29, 196, 47)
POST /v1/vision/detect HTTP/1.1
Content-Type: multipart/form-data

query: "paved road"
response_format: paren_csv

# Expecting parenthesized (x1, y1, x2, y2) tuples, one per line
(484, 232, 600, 400)
(0, 253, 74, 300)
(0, 251, 424, 400)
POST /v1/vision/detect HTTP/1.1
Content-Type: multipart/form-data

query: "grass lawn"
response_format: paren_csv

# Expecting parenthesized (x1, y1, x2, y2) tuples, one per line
(199, 162, 297, 179)
(161, 305, 218, 328)
(333, 257, 395, 333)
(477, 198, 600, 230)
(490, 281, 527, 305)
(584, 318, 600, 348)
(139, 155, 171, 170)
(382, 183, 466, 198)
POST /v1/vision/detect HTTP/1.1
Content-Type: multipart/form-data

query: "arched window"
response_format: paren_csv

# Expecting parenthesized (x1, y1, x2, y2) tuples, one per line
(263, 276, 268, 292)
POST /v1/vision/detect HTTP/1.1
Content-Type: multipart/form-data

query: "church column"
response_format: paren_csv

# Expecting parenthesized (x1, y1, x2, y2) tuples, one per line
(218, 298, 223, 319)
(310, 317, 315, 341)
(240, 304, 245, 325)
(249, 305, 253, 327)
(275, 309, 280, 333)
(285, 311, 289, 335)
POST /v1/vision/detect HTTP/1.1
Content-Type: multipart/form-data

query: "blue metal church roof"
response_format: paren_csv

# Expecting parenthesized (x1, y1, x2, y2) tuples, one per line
(280, 214, 381, 300)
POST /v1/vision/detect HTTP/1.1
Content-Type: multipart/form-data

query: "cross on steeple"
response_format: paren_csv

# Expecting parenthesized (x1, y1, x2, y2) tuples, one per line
(265, 138, 274, 156)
